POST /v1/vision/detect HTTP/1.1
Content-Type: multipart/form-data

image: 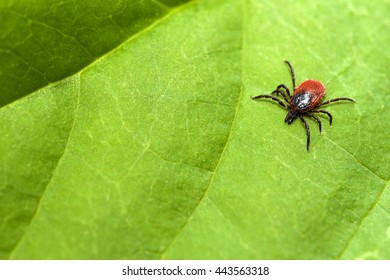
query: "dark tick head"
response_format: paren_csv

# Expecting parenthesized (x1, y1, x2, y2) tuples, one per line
(285, 109, 298, 124)
(285, 92, 313, 124)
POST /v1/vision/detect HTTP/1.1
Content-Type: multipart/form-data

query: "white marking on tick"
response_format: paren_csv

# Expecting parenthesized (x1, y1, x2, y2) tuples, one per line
(296, 92, 312, 110)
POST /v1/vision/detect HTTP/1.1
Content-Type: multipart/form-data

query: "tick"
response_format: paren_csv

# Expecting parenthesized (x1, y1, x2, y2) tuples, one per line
(252, 61, 355, 151)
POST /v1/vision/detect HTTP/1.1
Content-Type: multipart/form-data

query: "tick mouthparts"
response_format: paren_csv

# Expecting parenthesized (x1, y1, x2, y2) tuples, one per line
(285, 110, 298, 124)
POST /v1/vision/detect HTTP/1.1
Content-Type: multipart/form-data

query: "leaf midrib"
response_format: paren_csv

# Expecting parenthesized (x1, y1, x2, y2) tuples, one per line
(1, 1, 196, 111)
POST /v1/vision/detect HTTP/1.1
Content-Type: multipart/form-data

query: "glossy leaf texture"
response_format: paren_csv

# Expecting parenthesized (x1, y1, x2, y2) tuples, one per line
(0, 0, 389, 259)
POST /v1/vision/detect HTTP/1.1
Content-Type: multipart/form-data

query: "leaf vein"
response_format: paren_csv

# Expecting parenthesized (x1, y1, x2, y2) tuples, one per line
(159, 0, 246, 259)
(325, 136, 387, 181)
(8, 73, 81, 258)
(3, 1, 197, 108)
(27, 19, 96, 60)
(337, 180, 389, 259)
(0, 48, 50, 83)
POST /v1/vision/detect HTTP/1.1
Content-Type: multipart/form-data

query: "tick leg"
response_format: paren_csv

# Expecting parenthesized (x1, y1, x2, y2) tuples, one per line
(316, 97, 355, 107)
(284, 61, 296, 91)
(299, 116, 310, 151)
(275, 84, 291, 99)
(305, 113, 322, 133)
(311, 109, 333, 125)
(271, 89, 289, 104)
(251, 94, 287, 108)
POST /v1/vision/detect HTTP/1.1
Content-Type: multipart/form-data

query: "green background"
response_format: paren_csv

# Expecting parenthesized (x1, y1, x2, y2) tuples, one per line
(0, 0, 389, 259)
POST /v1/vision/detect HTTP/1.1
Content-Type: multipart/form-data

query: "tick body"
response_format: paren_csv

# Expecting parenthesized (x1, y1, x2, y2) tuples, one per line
(252, 61, 355, 151)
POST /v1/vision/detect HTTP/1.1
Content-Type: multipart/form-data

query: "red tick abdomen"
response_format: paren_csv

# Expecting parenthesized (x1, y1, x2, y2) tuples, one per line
(292, 80, 326, 111)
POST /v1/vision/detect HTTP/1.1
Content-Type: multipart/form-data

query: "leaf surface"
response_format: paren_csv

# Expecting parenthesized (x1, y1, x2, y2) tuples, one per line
(0, 0, 191, 106)
(0, 0, 389, 259)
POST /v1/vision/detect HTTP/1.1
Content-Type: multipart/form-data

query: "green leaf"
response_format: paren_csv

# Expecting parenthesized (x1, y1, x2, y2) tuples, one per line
(0, 0, 190, 106)
(1, 0, 389, 260)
